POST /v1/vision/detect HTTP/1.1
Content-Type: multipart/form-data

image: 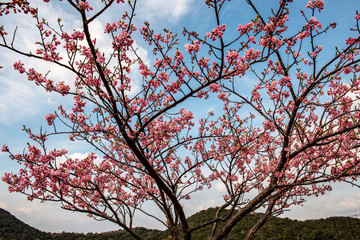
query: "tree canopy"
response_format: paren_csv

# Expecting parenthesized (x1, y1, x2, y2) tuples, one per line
(1, 0, 360, 239)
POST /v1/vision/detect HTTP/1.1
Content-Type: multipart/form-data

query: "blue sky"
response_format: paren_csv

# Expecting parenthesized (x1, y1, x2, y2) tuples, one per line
(0, 0, 360, 233)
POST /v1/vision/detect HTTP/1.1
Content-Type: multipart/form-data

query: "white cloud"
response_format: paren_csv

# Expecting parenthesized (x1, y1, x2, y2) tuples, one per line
(0, 201, 7, 209)
(0, 1, 79, 125)
(215, 181, 226, 193)
(196, 199, 217, 212)
(323, 192, 360, 214)
(181, 187, 223, 218)
(0, 75, 40, 123)
(88, 19, 113, 56)
(56, 152, 90, 164)
(17, 206, 34, 215)
(139, 0, 194, 22)
(68, 152, 91, 160)
(0, 54, 77, 125)
(2, 196, 119, 233)
(283, 183, 360, 220)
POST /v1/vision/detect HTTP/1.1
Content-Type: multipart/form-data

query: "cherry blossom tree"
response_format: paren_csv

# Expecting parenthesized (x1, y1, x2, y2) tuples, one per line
(1, 0, 360, 239)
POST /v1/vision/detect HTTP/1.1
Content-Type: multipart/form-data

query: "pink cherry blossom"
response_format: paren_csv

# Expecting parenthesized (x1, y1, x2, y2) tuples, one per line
(305, 0, 325, 12)
(2, 1, 360, 240)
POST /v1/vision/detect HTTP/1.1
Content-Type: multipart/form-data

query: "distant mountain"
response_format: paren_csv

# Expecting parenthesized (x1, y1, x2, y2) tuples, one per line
(1, 207, 360, 239)
(186, 207, 360, 239)
(0, 208, 163, 240)
(0, 208, 52, 240)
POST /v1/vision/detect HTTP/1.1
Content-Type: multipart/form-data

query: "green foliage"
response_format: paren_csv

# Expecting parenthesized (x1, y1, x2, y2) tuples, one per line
(1, 207, 360, 240)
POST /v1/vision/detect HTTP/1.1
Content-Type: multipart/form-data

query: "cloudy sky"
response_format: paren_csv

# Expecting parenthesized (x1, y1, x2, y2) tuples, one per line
(1, 0, 360, 233)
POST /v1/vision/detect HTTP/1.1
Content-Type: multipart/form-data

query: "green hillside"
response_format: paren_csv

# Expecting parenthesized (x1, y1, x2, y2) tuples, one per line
(186, 207, 360, 239)
(1, 207, 359, 240)
(0, 208, 52, 240)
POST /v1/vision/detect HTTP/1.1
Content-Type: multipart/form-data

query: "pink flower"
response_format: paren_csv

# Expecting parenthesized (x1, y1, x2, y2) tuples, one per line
(244, 48, 260, 61)
(279, 76, 291, 87)
(305, 17, 322, 31)
(209, 83, 221, 93)
(310, 45, 323, 58)
(343, 66, 352, 74)
(1, 145, 8, 152)
(13, 61, 25, 74)
(78, 1, 93, 11)
(185, 41, 201, 54)
(55, 81, 70, 96)
(295, 31, 310, 40)
(96, 52, 105, 63)
(212, 24, 226, 40)
(306, 0, 325, 12)
(237, 22, 254, 34)
(105, 22, 118, 33)
(217, 92, 228, 101)
(45, 114, 56, 125)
